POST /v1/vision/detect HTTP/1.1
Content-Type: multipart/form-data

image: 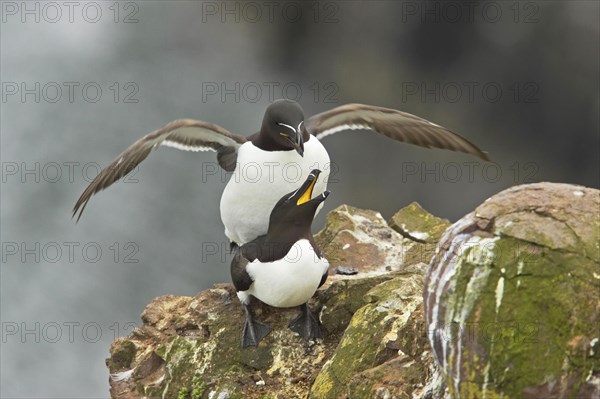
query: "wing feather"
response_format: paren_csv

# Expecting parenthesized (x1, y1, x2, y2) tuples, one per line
(306, 104, 490, 161)
(73, 119, 246, 221)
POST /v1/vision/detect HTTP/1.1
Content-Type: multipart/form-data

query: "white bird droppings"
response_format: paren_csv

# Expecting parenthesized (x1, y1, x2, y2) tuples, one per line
(590, 338, 599, 356)
(495, 276, 505, 314)
(411, 231, 430, 241)
(110, 369, 134, 382)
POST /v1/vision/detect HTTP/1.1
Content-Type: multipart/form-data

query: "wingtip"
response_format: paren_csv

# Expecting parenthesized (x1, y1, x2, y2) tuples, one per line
(480, 150, 492, 162)
(71, 207, 81, 223)
(72, 198, 87, 223)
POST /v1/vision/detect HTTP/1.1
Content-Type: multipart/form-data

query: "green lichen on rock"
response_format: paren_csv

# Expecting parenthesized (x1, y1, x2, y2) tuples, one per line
(389, 201, 450, 244)
(177, 377, 206, 399)
(346, 353, 443, 399)
(317, 273, 395, 335)
(425, 183, 600, 398)
(107, 339, 137, 372)
(389, 202, 451, 267)
(309, 273, 436, 399)
(159, 336, 200, 397)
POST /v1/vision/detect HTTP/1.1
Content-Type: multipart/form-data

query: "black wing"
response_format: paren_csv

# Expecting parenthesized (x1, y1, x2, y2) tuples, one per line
(73, 119, 246, 221)
(231, 248, 253, 292)
(306, 103, 490, 161)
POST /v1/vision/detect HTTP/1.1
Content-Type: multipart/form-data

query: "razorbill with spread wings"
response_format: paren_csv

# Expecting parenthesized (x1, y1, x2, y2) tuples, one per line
(73, 99, 489, 245)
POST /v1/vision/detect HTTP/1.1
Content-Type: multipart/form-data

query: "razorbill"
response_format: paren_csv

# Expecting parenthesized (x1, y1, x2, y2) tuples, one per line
(72, 99, 490, 245)
(230, 169, 329, 347)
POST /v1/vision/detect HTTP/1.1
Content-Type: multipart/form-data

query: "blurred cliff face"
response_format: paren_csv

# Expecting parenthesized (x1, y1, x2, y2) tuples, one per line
(1, 1, 598, 397)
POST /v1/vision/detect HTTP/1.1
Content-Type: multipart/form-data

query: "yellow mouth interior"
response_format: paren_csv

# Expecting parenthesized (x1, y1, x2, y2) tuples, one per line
(297, 177, 317, 205)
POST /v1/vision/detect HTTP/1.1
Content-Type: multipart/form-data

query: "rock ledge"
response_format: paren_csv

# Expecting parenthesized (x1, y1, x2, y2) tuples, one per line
(107, 203, 449, 399)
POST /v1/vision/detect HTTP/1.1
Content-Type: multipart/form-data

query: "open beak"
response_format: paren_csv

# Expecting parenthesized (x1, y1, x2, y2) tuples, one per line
(294, 169, 329, 206)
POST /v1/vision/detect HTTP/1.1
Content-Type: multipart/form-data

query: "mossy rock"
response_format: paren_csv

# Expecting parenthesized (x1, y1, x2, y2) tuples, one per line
(389, 202, 451, 267)
(424, 183, 600, 398)
(309, 273, 440, 399)
(107, 274, 406, 398)
(389, 201, 450, 244)
(108, 339, 137, 372)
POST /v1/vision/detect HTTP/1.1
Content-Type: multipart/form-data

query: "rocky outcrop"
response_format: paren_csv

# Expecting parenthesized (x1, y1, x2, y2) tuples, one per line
(425, 183, 600, 398)
(309, 204, 450, 399)
(107, 203, 449, 399)
(107, 183, 600, 399)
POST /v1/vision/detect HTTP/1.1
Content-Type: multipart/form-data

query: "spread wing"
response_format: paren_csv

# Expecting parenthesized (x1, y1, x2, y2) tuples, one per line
(73, 119, 246, 221)
(305, 103, 490, 161)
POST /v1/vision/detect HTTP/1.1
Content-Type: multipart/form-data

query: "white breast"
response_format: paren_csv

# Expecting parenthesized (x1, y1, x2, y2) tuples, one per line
(241, 239, 329, 308)
(220, 136, 330, 244)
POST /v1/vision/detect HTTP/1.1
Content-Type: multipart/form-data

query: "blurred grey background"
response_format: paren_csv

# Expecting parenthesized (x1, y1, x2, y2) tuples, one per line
(1, 1, 598, 397)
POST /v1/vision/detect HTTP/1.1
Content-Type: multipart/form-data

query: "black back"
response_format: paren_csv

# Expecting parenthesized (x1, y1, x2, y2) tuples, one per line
(230, 170, 329, 292)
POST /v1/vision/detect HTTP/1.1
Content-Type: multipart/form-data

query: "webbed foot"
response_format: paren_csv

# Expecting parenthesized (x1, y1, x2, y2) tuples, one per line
(289, 303, 322, 340)
(241, 304, 271, 348)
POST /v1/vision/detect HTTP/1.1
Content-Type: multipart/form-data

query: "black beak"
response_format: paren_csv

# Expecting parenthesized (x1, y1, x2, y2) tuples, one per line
(294, 131, 304, 157)
(309, 190, 330, 205)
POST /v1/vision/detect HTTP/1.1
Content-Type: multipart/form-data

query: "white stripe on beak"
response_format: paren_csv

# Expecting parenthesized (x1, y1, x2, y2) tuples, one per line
(277, 122, 296, 133)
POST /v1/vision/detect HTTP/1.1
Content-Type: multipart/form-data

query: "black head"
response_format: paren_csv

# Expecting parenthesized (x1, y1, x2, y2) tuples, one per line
(261, 99, 305, 156)
(268, 169, 329, 236)
(243, 170, 329, 263)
